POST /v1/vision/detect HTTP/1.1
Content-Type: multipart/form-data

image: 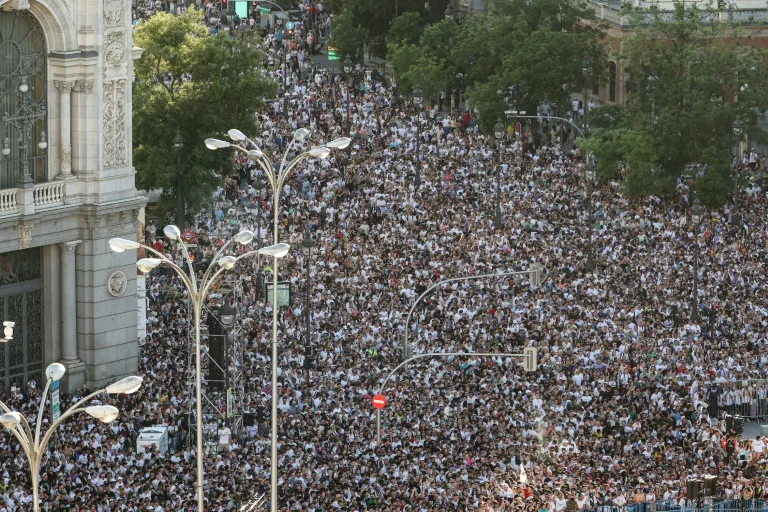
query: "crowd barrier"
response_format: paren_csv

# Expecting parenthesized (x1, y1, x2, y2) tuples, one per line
(702, 379, 768, 420)
(621, 499, 768, 512)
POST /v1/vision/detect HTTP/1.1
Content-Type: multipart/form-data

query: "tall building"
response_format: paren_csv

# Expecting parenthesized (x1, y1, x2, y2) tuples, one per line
(0, 0, 144, 393)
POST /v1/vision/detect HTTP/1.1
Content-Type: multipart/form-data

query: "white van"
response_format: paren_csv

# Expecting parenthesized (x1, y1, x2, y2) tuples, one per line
(136, 426, 170, 456)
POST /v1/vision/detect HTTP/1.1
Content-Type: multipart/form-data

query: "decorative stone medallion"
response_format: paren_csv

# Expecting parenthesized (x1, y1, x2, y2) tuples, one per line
(107, 270, 127, 297)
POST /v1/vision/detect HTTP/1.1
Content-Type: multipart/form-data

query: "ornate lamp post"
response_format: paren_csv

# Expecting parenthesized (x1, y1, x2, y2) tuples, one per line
(691, 197, 704, 321)
(301, 228, 315, 382)
(493, 118, 505, 230)
(205, 128, 350, 512)
(411, 86, 425, 188)
(109, 229, 284, 512)
(0, 363, 142, 512)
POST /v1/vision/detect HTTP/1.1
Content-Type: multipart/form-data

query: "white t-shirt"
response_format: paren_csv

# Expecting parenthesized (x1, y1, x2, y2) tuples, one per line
(752, 439, 764, 453)
(218, 426, 231, 445)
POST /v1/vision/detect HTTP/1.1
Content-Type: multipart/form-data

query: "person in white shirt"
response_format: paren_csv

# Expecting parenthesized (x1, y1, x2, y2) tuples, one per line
(752, 435, 764, 463)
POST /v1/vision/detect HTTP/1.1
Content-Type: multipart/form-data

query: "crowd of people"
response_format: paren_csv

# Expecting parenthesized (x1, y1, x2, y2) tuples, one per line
(3, 13, 768, 512)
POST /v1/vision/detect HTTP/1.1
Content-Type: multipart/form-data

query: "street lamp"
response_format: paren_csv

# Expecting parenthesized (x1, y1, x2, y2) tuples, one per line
(174, 130, 185, 230)
(206, 127, 350, 512)
(585, 155, 596, 271)
(411, 86, 425, 187)
(343, 56, 354, 156)
(109, 228, 271, 512)
(493, 117, 505, 230)
(691, 197, 704, 321)
(0, 362, 142, 512)
(582, 58, 591, 128)
(301, 228, 315, 382)
(732, 118, 745, 226)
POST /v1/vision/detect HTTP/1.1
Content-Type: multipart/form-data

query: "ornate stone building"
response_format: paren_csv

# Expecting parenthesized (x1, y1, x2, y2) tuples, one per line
(0, 0, 144, 392)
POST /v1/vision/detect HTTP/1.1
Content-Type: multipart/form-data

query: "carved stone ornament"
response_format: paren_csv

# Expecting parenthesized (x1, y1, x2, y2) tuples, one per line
(73, 80, 94, 93)
(103, 79, 127, 167)
(107, 271, 127, 297)
(60, 144, 72, 175)
(1, 0, 30, 11)
(53, 80, 75, 92)
(103, 0, 125, 29)
(17, 224, 32, 249)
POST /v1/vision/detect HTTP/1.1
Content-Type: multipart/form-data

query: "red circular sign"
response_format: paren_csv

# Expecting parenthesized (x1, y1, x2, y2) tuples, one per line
(180, 231, 197, 242)
(371, 394, 386, 409)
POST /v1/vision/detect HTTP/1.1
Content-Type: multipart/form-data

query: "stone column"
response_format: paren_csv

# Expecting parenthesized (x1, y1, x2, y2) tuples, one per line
(53, 81, 75, 178)
(59, 240, 85, 391)
(71, 79, 94, 178)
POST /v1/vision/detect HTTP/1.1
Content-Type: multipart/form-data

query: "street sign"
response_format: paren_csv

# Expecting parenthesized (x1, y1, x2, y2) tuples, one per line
(285, 21, 294, 30)
(372, 394, 386, 409)
(258, 6, 269, 13)
(51, 380, 60, 421)
(327, 46, 340, 61)
(180, 230, 197, 242)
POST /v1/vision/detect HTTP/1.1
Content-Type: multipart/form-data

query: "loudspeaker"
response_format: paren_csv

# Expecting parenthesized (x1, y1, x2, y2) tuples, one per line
(702, 475, 717, 497)
(243, 413, 255, 427)
(686, 479, 702, 499)
(733, 416, 744, 435)
(725, 414, 734, 432)
(208, 336, 224, 382)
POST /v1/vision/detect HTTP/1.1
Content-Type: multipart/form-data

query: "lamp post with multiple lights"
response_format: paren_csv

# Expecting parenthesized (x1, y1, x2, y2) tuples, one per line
(109, 230, 288, 512)
(732, 118, 745, 226)
(411, 87, 424, 188)
(301, 228, 315, 382)
(0, 363, 142, 512)
(493, 118, 505, 230)
(204, 128, 350, 511)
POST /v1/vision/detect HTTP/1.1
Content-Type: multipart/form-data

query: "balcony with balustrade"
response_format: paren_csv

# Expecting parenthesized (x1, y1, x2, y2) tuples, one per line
(589, 0, 768, 28)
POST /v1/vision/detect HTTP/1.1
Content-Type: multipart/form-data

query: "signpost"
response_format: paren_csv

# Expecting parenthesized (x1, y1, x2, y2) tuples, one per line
(371, 395, 386, 409)
(51, 380, 60, 421)
(327, 46, 340, 61)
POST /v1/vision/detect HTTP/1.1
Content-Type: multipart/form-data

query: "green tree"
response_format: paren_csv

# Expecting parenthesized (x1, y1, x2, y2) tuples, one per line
(585, 1, 768, 206)
(451, 0, 605, 130)
(329, 8, 369, 63)
(132, 10, 276, 228)
(387, 11, 424, 46)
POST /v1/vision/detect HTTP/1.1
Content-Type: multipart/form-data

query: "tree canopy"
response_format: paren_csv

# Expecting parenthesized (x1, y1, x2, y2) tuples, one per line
(387, 0, 606, 132)
(132, 10, 276, 226)
(582, 1, 768, 207)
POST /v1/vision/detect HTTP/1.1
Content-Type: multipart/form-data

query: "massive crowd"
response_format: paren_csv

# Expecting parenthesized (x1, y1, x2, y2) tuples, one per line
(2, 14, 768, 512)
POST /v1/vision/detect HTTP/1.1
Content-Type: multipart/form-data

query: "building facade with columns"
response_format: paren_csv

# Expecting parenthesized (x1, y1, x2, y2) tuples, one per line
(0, 0, 144, 392)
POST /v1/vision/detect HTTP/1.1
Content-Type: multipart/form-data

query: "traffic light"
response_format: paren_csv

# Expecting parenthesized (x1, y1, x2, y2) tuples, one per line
(523, 347, 538, 372)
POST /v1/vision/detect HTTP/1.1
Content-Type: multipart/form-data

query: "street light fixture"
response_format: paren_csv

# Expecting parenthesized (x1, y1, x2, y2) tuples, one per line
(301, 228, 315, 382)
(411, 86, 425, 187)
(585, 155, 596, 271)
(0, 362, 142, 512)
(493, 118, 505, 230)
(206, 126, 348, 512)
(692, 197, 704, 321)
(732, 118, 745, 226)
(109, 228, 263, 512)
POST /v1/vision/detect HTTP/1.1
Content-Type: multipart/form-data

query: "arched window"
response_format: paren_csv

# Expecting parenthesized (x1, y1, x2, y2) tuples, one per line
(609, 61, 617, 103)
(0, 10, 47, 189)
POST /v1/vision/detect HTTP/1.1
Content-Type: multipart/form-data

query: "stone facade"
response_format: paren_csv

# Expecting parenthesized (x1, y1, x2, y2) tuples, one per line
(0, 0, 145, 392)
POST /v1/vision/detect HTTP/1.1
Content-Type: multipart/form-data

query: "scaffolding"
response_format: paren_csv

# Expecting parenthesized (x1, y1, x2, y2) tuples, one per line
(186, 275, 246, 451)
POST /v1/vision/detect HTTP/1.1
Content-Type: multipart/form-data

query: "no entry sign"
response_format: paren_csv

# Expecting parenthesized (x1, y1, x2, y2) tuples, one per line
(371, 394, 387, 409)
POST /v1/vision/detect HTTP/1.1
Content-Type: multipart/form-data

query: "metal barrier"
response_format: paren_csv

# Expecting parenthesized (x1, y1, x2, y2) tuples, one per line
(624, 499, 768, 512)
(700, 379, 768, 420)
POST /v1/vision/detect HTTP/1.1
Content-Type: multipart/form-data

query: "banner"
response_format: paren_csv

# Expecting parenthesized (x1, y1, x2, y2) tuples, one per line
(137, 274, 147, 341)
